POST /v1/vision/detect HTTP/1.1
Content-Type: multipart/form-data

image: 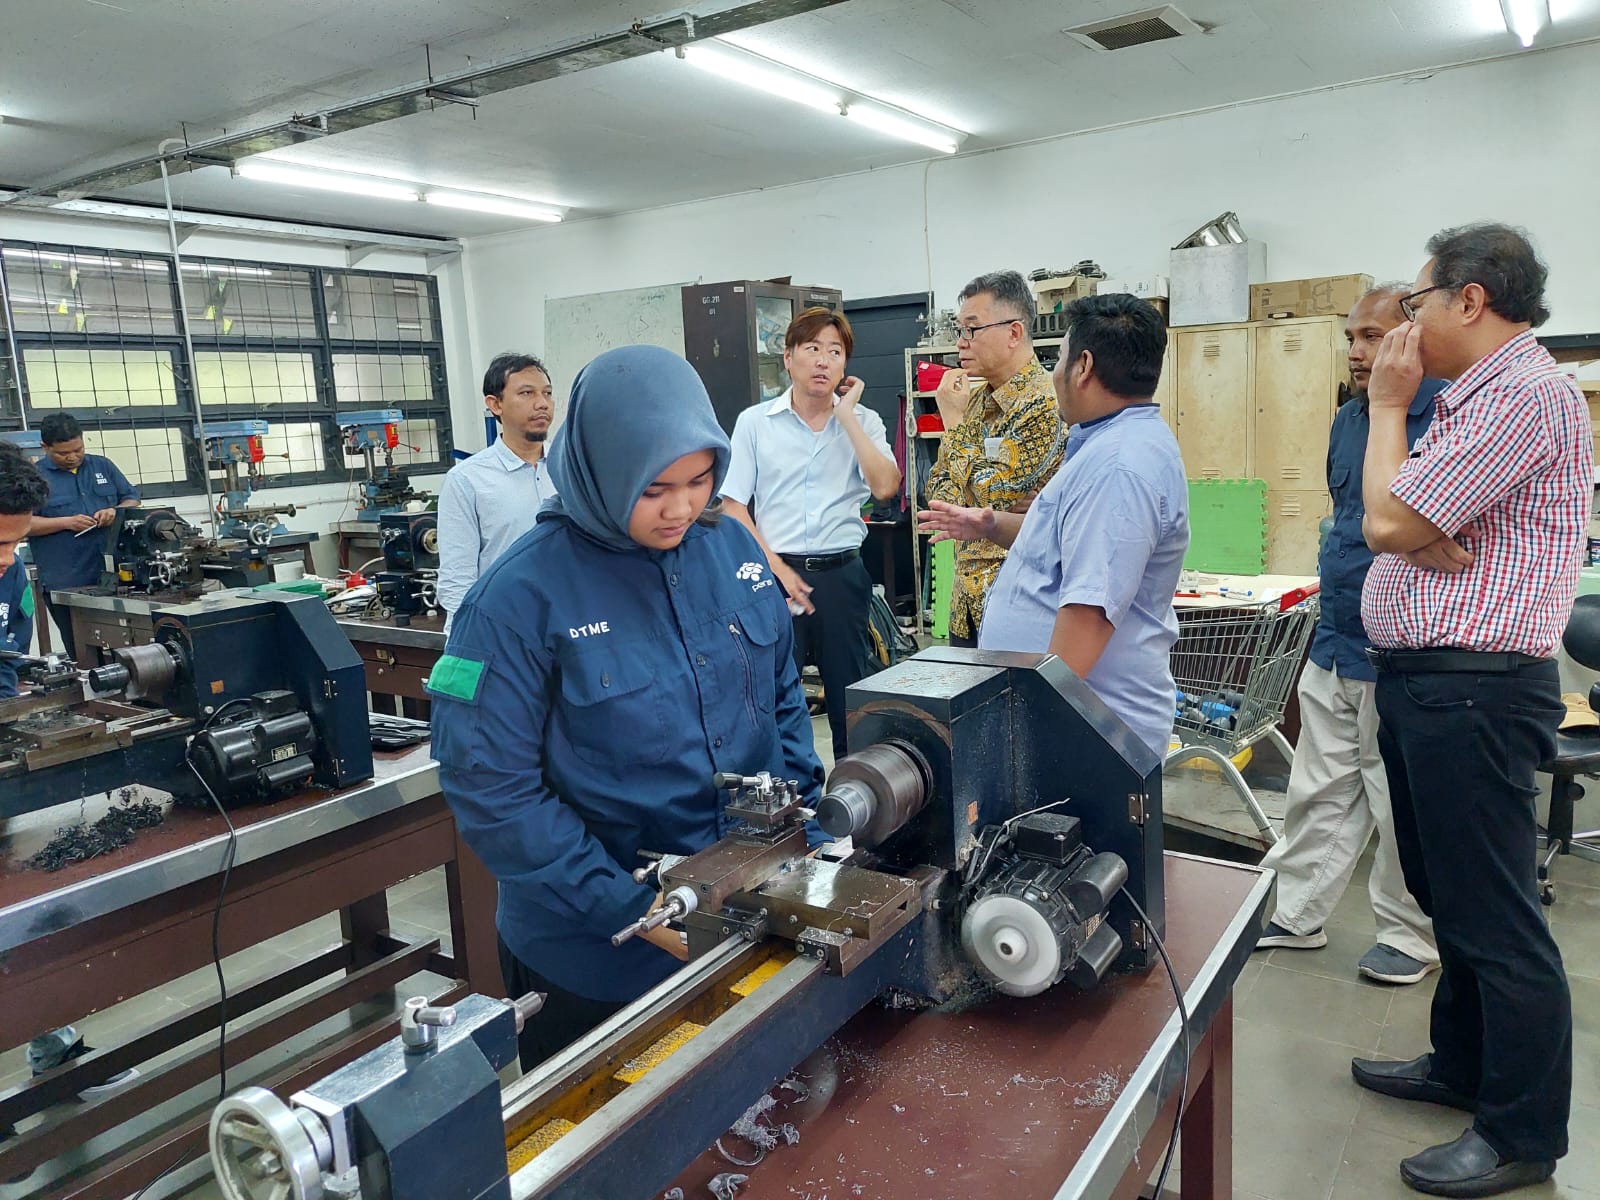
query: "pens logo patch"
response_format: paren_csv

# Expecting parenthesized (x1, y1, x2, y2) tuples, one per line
(94, 474, 107, 485)
(736, 562, 764, 581)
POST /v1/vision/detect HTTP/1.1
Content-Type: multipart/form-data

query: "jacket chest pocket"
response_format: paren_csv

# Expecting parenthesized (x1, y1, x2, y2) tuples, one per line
(557, 644, 672, 767)
(726, 606, 782, 723)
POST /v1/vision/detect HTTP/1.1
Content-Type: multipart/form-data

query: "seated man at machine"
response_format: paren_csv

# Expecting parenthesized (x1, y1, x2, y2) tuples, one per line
(918, 293, 1188, 758)
(436, 353, 559, 632)
(26, 413, 139, 661)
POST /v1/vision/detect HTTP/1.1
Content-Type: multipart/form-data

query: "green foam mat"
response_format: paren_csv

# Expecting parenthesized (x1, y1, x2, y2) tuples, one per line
(1185, 478, 1267, 574)
(930, 537, 955, 641)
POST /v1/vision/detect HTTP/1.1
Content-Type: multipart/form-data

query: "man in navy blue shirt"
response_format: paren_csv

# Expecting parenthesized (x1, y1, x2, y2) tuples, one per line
(1256, 285, 1447, 985)
(26, 413, 138, 662)
(0, 440, 48, 697)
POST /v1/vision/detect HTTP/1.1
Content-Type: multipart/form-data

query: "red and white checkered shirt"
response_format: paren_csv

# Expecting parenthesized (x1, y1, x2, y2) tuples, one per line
(1362, 331, 1593, 656)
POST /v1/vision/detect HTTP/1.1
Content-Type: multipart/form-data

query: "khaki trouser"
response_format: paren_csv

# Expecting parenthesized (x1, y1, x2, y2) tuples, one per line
(1260, 659, 1437, 964)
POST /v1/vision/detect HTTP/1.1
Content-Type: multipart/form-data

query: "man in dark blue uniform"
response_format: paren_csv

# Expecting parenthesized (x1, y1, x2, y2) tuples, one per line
(1257, 285, 1447, 984)
(27, 413, 138, 661)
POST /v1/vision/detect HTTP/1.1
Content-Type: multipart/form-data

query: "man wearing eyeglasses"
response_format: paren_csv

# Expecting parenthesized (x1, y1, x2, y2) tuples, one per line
(1353, 223, 1589, 1198)
(925, 270, 1065, 647)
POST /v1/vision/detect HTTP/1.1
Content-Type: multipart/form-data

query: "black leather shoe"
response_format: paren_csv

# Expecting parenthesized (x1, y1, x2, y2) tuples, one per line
(1400, 1129, 1555, 1197)
(1351, 1054, 1476, 1112)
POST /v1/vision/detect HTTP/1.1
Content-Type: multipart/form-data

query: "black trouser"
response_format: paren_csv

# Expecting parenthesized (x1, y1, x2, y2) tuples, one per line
(498, 936, 625, 1072)
(1374, 658, 1570, 1161)
(784, 553, 876, 759)
(947, 631, 978, 649)
(43, 591, 78, 663)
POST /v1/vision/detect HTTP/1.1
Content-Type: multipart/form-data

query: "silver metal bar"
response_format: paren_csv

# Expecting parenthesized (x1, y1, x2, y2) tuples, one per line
(508, 952, 822, 1199)
(0, 758, 441, 953)
(3, 0, 848, 205)
(0, 247, 24, 427)
(158, 141, 217, 531)
(500, 934, 759, 1123)
(1050, 855, 1273, 1200)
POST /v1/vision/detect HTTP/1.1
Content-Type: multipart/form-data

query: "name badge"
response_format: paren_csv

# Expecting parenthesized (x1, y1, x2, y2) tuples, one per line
(983, 437, 1006, 462)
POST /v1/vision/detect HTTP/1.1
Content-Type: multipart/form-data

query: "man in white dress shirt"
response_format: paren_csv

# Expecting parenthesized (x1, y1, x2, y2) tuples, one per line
(720, 307, 901, 758)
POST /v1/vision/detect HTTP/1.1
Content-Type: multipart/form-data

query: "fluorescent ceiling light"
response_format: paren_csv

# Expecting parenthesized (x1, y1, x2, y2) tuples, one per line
(679, 39, 966, 154)
(237, 160, 420, 202)
(1500, 0, 1551, 46)
(423, 191, 563, 222)
(681, 43, 841, 113)
(845, 104, 960, 155)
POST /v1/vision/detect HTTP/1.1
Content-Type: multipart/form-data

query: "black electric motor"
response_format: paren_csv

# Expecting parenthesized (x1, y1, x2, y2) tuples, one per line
(189, 690, 320, 805)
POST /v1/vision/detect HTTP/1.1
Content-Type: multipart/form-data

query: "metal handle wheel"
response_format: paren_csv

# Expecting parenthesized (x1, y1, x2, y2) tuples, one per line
(209, 1086, 329, 1200)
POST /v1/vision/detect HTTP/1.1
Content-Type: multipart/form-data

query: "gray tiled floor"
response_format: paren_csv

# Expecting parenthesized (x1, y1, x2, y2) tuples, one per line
(11, 715, 1600, 1200)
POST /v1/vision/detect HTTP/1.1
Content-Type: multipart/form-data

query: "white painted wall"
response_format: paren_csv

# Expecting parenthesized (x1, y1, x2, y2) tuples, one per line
(0, 205, 488, 580)
(464, 39, 1600, 382)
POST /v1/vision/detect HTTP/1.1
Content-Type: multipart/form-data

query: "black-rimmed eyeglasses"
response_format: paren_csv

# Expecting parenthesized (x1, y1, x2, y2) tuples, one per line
(1399, 286, 1444, 322)
(954, 318, 1020, 343)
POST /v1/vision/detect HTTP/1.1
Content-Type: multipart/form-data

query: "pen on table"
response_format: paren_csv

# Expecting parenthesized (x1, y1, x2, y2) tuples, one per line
(1219, 586, 1256, 598)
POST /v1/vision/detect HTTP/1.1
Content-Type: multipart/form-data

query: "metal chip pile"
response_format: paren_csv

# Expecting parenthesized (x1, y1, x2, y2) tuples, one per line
(27, 796, 166, 872)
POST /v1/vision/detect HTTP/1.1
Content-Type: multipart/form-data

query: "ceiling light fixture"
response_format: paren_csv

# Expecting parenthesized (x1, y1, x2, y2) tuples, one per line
(681, 43, 842, 113)
(678, 39, 966, 154)
(1499, 0, 1551, 46)
(237, 160, 420, 202)
(844, 104, 960, 155)
(423, 191, 564, 222)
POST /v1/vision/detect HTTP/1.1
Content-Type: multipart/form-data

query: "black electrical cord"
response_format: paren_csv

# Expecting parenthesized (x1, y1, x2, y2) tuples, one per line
(127, 706, 243, 1200)
(1119, 886, 1189, 1200)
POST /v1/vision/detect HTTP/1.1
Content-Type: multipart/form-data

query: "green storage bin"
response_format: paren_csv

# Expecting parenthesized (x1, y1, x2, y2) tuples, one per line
(1185, 478, 1267, 575)
(930, 537, 955, 641)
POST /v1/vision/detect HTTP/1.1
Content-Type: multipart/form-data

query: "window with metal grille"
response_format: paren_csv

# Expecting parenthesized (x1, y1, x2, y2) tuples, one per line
(0, 242, 453, 498)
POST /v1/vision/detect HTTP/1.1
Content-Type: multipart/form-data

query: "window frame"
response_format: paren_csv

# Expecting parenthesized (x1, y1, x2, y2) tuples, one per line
(0, 240, 453, 499)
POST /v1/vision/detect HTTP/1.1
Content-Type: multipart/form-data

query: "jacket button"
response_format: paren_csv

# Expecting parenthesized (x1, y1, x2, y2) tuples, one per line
(697, 654, 707, 667)
(601, 673, 610, 687)
(670, 573, 680, 586)
(714, 737, 723, 748)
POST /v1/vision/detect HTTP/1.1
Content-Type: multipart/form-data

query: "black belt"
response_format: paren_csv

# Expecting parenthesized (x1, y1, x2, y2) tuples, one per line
(781, 548, 860, 573)
(1365, 647, 1552, 675)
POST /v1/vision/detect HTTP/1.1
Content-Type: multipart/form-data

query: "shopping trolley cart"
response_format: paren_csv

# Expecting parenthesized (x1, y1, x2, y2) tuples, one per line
(1166, 583, 1322, 846)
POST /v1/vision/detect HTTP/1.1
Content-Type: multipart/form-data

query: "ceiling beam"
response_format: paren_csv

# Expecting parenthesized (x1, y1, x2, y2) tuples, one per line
(3, 0, 849, 207)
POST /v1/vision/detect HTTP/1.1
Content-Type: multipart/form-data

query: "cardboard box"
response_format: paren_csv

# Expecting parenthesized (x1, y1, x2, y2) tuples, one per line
(1250, 273, 1373, 322)
(1033, 274, 1098, 313)
(1170, 242, 1267, 326)
(1097, 274, 1170, 300)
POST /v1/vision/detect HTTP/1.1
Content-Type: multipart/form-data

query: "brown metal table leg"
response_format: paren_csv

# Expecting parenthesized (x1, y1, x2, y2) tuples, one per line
(446, 827, 506, 997)
(340, 891, 392, 972)
(1180, 996, 1232, 1200)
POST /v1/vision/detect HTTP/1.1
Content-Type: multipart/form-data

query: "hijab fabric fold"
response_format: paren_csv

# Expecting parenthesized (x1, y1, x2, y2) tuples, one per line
(542, 345, 730, 551)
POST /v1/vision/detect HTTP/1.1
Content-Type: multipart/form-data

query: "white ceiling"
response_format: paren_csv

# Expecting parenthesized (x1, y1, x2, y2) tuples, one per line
(3, 0, 1599, 240)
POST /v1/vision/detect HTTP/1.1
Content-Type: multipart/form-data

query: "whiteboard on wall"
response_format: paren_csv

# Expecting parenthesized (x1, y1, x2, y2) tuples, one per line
(542, 283, 689, 423)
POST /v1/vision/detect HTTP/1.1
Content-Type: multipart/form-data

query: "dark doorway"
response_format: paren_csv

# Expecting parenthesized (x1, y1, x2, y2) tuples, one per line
(844, 292, 927, 613)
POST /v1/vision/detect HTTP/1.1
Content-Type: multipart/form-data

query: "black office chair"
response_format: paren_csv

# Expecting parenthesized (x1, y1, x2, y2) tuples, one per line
(1538, 593, 1600, 905)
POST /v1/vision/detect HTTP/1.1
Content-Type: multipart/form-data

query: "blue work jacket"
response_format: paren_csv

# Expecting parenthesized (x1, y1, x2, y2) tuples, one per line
(0, 560, 34, 698)
(1311, 379, 1443, 681)
(428, 512, 823, 1003)
(31, 454, 137, 590)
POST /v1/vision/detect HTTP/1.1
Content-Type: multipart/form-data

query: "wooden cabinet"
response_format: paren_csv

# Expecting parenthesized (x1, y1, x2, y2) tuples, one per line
(1171, 315, 1345, 573)
(681, 280, 843, 434)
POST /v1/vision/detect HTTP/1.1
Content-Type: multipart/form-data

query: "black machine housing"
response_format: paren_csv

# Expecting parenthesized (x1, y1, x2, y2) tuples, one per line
(840, 647, 1164, 973)
(374, 512, 440, 620)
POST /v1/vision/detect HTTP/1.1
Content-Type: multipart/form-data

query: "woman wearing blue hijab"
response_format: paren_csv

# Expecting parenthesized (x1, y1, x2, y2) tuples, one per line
(429, 345, 823, 1067)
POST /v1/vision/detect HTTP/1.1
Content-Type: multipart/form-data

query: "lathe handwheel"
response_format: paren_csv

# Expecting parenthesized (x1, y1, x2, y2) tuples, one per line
(209, 1087, 328, 1200)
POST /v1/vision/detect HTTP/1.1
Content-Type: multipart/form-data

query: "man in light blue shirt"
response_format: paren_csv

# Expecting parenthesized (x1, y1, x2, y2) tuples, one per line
(721, 307, 901, 757)
(920, 293, 1188, 758)
(437, 353, 558, 630)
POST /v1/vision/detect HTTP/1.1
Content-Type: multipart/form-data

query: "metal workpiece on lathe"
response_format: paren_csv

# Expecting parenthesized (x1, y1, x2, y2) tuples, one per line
(815, 741, 929, 846)
(610, 884, 699, 947)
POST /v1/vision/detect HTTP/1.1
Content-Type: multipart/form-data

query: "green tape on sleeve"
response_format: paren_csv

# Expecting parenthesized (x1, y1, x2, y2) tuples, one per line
(19, 583, 35, 619)
(426, 654, 486, 703)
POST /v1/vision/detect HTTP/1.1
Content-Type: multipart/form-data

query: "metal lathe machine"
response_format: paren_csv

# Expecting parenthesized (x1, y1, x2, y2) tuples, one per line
(206, 648, 1166, 1200)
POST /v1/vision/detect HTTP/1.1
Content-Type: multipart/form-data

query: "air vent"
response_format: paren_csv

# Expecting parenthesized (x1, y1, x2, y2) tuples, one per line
(1064, 5, 1205, 52)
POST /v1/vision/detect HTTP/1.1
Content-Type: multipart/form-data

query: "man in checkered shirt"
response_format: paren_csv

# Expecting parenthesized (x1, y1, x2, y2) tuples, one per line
(1352, 223, 1591, 1198)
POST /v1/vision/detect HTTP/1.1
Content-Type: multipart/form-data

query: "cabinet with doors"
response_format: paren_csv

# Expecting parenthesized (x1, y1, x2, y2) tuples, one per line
(1171, 315, 1346, 573)
(681, 279, 843, 435)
